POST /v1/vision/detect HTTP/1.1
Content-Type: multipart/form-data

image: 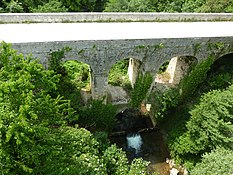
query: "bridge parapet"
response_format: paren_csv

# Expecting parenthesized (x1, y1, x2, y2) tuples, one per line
(1, 13, 233, 23)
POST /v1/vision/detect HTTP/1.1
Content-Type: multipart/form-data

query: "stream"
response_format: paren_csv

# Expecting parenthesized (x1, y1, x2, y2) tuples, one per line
(110, 108, 171, 175)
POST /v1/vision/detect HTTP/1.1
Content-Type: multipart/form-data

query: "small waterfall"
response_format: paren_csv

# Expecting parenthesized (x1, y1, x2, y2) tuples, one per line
(126, 133, 142, 155)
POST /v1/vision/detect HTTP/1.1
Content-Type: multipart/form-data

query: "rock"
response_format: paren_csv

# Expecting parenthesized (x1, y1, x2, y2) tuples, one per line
(170, 168, 179, 175)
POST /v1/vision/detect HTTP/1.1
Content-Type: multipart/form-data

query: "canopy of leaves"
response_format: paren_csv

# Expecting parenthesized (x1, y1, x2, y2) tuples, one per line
(191, 147, 233, 175)
(0, 42, 149, 174)
(169, 85, 233, 163)
(1, 0, 233, 12)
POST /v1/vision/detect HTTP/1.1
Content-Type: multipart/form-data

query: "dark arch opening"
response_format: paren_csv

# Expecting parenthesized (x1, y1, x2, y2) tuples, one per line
(205, 53, 233, 90)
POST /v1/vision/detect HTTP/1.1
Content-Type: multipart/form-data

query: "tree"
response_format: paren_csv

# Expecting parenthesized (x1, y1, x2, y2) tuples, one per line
(0, 42, 72, 174)
(61, 0, 97, 12)
(191, 147, 233, 175)
(0, 42, 149, 174)
(169, 85, 233, 163)
(31, 0, 67, 12)
(104, 0, 155, 12)
(196, 0, 233, 13)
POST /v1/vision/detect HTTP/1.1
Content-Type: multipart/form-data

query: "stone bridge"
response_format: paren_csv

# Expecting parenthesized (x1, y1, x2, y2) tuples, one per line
(1, 13, 233, 99)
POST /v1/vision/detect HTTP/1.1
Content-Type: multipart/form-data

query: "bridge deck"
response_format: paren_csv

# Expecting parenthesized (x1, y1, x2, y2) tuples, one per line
(0, 22, 233, 43)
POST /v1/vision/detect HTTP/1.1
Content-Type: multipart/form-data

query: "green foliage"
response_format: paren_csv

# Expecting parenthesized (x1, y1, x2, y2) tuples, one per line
(103, 145, 150, 175)
(5, 0, 24, 12)
(1, 0, 233, 12)
(108, 59, 132, 90)
(93, 131, 110, 152)
(105, 0, 154, 12)
(0, 42, 149, 175)
(149, 88, 180, 121)
(48, 47, 70, 74)
(207, 72, 232, 89)
(104, 0, 233, 13)
(63, 60, 90, 90)
(130, 72, 153, 108)
(61, 0, 97, 12)
(79, 99, 117, 132)
(158, 60, 169, 74)
(190, 147, 233, 175)
(31, 0, 67, 12)
(48, 49, 85, 112)
(180, 56, 214, 100)
(103, 144, 129, 175)
(41, 127, 107, 175)
(169, 86, 233, 165)
(196, 0, 233, 12)
(0, 42, 74, 174)
(129, 158, 150, 175)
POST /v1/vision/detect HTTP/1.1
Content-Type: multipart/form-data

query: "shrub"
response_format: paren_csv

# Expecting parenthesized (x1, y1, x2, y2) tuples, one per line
(191, 147, 233, 175)
(130, 72, 153, 108)
(169, 85, 233, 165)
(79, 99, 117, 132)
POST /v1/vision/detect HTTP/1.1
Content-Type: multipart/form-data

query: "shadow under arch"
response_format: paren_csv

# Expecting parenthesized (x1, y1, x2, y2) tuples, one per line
(205, 52, 233, 90)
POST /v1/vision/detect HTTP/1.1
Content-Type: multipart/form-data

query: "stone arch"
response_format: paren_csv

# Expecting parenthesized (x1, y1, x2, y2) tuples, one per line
(209, 52, 233, 76)
(154, 55, 198, 86)
(107, 57, 143, 88)
(200, 52, 233, 91)
(106, 57, 143, 104)
(63, 59, 93, 92)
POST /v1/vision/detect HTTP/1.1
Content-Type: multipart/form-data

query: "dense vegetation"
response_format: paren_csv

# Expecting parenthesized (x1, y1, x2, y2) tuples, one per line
(1, 41, 233, 174)
(1, 0, 233, 173)
(151, 54, 233, 174)
(0, 0, 233, 13)
(0, 42, 151, 174)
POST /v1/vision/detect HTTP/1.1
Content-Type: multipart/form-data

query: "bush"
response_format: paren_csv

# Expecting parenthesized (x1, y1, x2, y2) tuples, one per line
(191, 147, 233, 175)
(0, 42, 73, 174)
(169, 85, 233, 165)
(79, 99, 117, 132)
(130, 72, 153, 108)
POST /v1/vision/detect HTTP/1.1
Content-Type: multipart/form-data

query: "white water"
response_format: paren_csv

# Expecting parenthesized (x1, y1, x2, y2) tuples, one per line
(126, 133, 143, 154)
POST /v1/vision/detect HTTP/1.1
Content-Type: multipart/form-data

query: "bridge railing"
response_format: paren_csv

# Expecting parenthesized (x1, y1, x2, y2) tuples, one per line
(1, 12, 233, 23)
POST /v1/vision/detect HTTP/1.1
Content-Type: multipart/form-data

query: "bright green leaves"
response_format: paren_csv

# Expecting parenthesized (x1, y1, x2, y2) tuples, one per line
(0, 42, 149, 175)
(0, 42, 74, 174)
(130, 72, 153, 108)
(191, 147, 233, 175)
(169, 85, 233, 168)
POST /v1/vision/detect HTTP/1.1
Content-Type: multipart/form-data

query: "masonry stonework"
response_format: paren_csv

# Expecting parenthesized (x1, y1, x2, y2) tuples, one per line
(10, 37, 233, 98)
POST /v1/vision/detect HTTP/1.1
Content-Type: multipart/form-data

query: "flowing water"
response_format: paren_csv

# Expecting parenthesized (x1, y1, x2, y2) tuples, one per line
(111, 108, 171, 174)
(126, 133, 143, 155)
(110, 130, 170, 175)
